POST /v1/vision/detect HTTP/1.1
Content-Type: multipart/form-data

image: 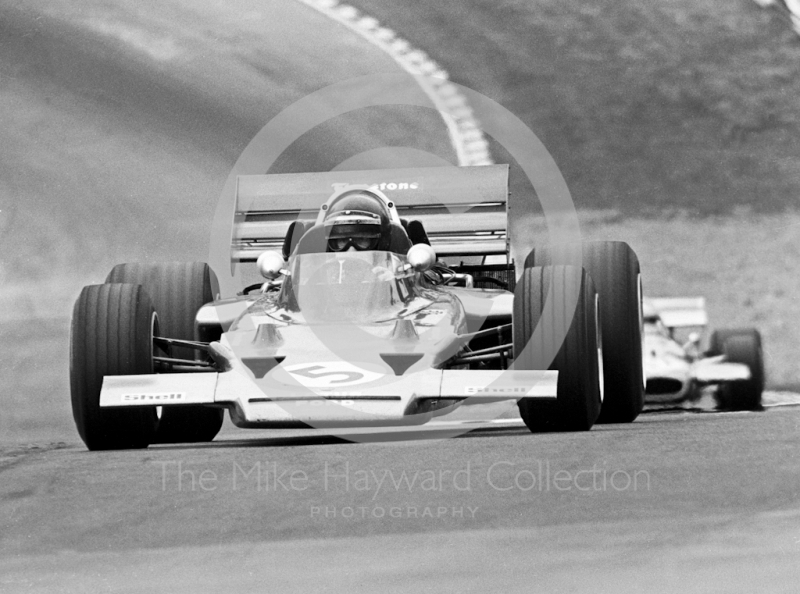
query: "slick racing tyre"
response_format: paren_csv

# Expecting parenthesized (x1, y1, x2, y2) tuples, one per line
(708, 328, 760, 358)
(70, 284, 159, 450)
(527, 241, 644, 423)
(710, 328, 764, 411)
(106, 262, 224, 443)
(514, 265, 602, 432)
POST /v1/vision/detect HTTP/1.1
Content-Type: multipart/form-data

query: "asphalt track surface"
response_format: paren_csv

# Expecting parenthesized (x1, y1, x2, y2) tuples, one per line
(3, 408, 800, 592)
(2, 1, 800, 592)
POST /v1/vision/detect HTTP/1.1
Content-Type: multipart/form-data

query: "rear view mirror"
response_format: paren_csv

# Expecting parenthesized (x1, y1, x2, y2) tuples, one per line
(257, 250, 285, 280)
(406, 244, 437, 272)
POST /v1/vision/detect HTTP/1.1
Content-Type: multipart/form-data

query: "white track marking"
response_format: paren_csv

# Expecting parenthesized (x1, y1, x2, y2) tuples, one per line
(295, 0, 493, 166)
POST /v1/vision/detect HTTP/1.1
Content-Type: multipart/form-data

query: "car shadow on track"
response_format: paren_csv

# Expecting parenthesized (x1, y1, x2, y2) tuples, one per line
(147, 425, 532, 450)
(145, 403, 752, 451)
(146, 421, 662, 451)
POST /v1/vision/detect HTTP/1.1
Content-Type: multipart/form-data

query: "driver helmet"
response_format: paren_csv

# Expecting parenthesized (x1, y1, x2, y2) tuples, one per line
(323, 191, 391, 252)
(642, 300, 659, 324)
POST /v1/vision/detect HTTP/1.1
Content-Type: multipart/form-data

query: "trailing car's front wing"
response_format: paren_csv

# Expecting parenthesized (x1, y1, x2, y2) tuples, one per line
(691, 356, 751, 384)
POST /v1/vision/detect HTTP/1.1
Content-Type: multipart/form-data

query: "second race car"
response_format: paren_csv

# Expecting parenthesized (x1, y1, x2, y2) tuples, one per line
(643, 297, 765, 410)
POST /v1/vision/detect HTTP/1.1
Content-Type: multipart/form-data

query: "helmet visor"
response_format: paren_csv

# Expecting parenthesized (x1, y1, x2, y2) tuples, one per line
(327, 235, 380, 252)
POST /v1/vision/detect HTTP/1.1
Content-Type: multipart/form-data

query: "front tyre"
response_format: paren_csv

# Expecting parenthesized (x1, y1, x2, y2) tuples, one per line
(514, 265, 602, 432)
(106, 262, 224, 443)
(70, 284, 159, 450)
(711, 328, 764, 411)
(527, 241, 644, 423)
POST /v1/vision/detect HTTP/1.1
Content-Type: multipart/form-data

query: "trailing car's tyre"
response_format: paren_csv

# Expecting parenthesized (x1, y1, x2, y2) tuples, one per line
(106, 262, 224, 443)
(514, 265, 602, 432)
(70, 284, 159, 450)
(527, 241, 644, 423)
(710, 328, 764, 411)
(707, 328, 758, 357)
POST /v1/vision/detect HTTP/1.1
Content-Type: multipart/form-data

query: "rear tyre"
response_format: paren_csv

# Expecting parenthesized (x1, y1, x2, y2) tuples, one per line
(710, 328, 764, 411)
(106, 262, 224, 443)
(707, 328, 754, 357)
(527, 241, 644, 423)
(70, 284, 159, 450)
(514, 266, 602, 432)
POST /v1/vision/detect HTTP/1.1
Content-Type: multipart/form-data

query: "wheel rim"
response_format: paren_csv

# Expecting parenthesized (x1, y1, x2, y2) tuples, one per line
(637, 273, 645, 392)
(150, 311, 163, 421)
(596, 293, 604, 404)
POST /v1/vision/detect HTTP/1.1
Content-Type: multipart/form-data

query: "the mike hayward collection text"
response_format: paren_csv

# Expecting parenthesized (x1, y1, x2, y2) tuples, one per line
(156, 460, 651, 495)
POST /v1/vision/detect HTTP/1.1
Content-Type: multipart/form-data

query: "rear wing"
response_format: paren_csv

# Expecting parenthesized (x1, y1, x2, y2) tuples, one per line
(231, 165, 509, 262)
(646, 297, 708, 328)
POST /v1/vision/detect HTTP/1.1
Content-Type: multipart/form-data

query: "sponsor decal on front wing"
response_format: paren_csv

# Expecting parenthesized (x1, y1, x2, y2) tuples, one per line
(465, 386, 530, 395)
(122, 393, 187, 402)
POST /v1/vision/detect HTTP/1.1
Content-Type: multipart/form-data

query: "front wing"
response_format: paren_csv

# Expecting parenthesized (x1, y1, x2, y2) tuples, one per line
(691, 356, 752, 385)
(100, 366, 558, 428)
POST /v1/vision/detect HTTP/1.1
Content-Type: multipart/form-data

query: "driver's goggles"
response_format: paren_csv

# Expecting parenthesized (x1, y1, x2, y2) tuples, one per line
(327, 235, 380, 252)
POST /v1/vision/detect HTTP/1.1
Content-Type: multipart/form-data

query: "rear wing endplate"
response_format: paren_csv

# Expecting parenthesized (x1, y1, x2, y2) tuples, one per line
(231, 165, 509, 262)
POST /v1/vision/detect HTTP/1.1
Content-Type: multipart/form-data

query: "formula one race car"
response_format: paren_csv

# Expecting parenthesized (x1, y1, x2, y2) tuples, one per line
(643, 297, 764, 410)
(70, 166, 646, 450)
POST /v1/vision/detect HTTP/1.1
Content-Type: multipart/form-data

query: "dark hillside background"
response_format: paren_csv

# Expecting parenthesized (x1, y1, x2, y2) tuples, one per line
(352, 0, 800, 214)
